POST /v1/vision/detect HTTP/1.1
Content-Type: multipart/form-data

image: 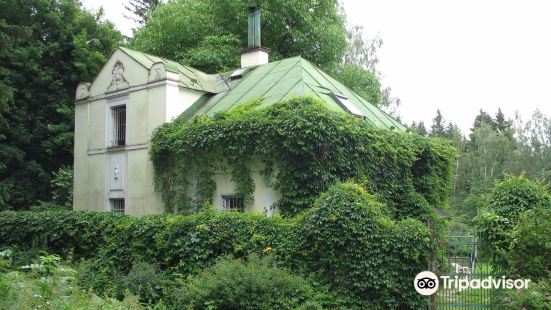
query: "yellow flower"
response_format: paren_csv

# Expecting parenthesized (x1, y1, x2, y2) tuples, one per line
(263, 247, 273, 254)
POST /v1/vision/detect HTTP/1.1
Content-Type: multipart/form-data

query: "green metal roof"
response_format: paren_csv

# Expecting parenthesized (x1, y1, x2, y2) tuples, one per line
(185, 56, 405, 130)
(119, 47, 404, 130)
(119, 47, 228, 93)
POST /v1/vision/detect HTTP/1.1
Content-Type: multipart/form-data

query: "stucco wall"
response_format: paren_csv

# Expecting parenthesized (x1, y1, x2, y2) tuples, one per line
(202, 160, 281, 215)
(74, 48, 281, 216)
(74, 50, 167, 216)
(73, 103, 88, 211)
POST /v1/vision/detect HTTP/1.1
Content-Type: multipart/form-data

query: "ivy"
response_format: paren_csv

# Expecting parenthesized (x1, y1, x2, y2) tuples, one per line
(151, 96, 455, 217)
(0, 182, 433, 308)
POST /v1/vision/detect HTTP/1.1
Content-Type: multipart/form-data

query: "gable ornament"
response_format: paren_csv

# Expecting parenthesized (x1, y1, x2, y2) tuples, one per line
(109, 61, 129, 90)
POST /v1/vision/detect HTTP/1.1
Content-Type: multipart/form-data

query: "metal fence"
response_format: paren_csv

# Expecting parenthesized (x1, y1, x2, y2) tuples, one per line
(431, 225, 504, 309)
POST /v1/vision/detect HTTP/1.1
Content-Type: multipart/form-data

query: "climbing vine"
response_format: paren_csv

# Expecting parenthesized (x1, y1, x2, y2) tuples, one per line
(150, 96, 454, 217)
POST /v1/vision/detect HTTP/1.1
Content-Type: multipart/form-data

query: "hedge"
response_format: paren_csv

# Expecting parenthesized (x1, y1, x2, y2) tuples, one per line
(0, 182, 432, 309)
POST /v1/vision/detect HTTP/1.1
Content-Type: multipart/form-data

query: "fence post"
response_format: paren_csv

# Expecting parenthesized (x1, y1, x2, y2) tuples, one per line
(429, 220, 437, 310)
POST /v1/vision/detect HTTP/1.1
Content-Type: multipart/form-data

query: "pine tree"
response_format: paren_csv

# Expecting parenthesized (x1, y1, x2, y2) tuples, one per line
(430, 110, 447, 137)
(124, 0, 160, 25)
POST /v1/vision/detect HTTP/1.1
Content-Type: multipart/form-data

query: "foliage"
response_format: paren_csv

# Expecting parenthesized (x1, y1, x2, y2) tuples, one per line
(508, 207, 551, 280)
(151, 96, 454, 217)
(0, 251, 143, 309)
(330, 64, 381, 104)
(0, 210, 296, 281)
(298, 183, 432, 309)
(124, 0, 161, 25)
(430, 110, 448, 137)
(173, 255, 320, 310)
(497, 279, 551, 310)
(343, 24, 382, 72)
(443, 107, 551, 227)
(475, 175, 551, 272)
(115, 261, 171, 304)
(50, 166, 73, 209)
(488, 174, 551, 220)
(0, 0, 123, 210)
(132, 0, 347, 73)
(0, 186, 433, 309)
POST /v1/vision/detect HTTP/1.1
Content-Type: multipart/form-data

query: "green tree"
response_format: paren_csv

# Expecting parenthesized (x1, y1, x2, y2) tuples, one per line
(468, 109, 496, 143)
(132, 0, 347, 73)
(124, 0, 160, 25)
(343, 24, 382, 72)
(512, 110, 551, 181)
(330, 64, 381, 104)
(0, 0, 123, 210)
(410, 121, 428, 136)
(494, 108, 513, 139)
(430, 109, 447, 137)
(340, 23, 400, 108)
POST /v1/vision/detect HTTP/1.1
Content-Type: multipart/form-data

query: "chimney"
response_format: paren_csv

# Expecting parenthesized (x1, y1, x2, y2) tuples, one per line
(240, 6, 270, 68)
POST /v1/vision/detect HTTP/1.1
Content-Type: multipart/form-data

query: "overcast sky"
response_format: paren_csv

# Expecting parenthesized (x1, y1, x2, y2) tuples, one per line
(82, 0, 551, 134)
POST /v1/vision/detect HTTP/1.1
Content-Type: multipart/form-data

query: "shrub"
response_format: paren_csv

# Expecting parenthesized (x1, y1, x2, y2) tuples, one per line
(50, 166, 73, 209)
(475, 175, 551, 271)
(0, 251, 143, 309)
(0, 187, 433, 309)
(508, 207, 551, 280)
(172, 255, 320, 310)
(115, 261, 171, 303)
(489, 175, 551, 220)
(298, 182, 432, 309)
(497, 279, 551, 310)
(0, 210, 295, 280)
(77, 257, 122, 297)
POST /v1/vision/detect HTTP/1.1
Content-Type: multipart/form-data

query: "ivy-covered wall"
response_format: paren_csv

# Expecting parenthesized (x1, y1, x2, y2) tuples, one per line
(151, 96, 454, 218)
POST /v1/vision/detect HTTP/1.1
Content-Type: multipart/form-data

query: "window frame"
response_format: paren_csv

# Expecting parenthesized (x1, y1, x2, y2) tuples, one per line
(111, 105, 126, 146)
(109, 198, 125, 214)
(331, 92, 365, 117)
(106, 95, 128, 148)
(221, 194, 245, 212)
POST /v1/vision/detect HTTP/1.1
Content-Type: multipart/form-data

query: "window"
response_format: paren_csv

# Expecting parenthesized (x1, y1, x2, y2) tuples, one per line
(110, 198, 125, 214)
(111, 106, 126, 146)
(331, 93, 365, 117)
(222, 195, 245, 212)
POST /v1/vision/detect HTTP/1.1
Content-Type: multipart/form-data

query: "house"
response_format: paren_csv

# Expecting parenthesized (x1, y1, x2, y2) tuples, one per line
(73, 7, 404, 216)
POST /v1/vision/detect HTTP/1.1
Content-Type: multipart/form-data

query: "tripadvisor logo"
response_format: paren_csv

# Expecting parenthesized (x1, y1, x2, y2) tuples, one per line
(414, 271, 439, 295)
(413, 271, 531, 295)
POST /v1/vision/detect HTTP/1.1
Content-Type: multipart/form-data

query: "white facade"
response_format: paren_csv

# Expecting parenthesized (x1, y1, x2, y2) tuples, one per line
(73, 48, 280, 216)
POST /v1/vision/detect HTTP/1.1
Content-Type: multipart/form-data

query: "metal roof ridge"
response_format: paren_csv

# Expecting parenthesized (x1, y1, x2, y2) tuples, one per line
(117, 46, 211, 76)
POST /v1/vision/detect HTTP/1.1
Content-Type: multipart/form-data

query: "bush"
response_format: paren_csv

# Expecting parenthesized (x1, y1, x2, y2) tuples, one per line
(508, 207, 551, 280)
(498, 279, 551, 310)
(172, 255, 320, 310)
(298, 182, 432, 309)
(0, 251, 143, 309)
(489, 175, 551, 220)
(476, 175, 551, 272)
(50, 166, 73, 209)
(115, 261, 171, 303)
(0, 183, 433, 309)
